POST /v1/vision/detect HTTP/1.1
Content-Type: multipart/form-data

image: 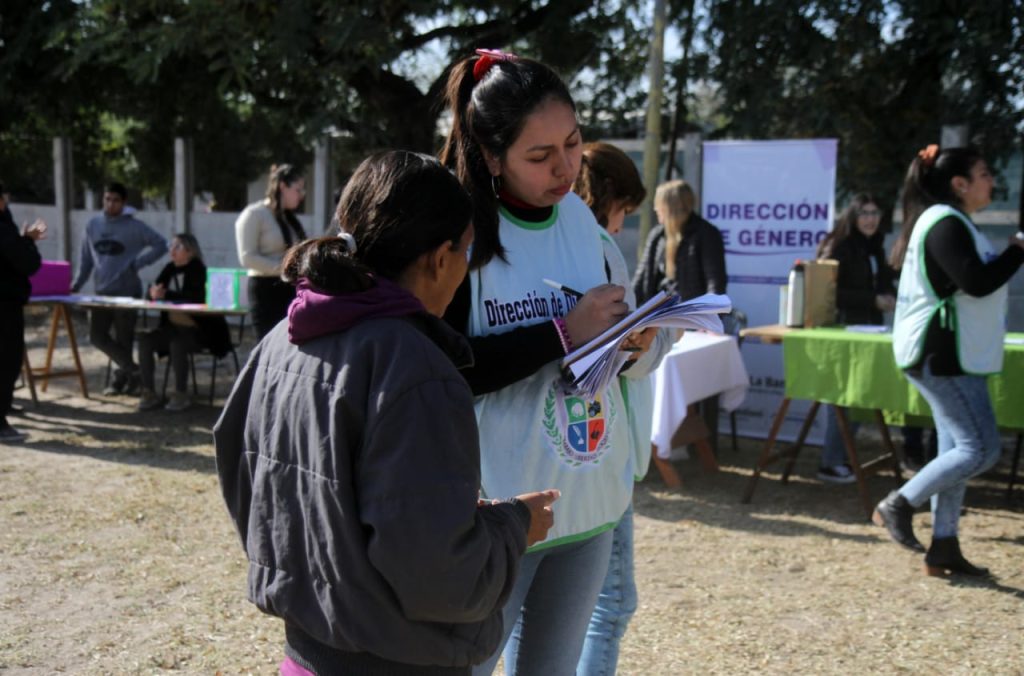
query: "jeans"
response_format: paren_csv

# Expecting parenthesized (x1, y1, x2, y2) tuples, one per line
(899, 362, 1002, 538)
(90, 307, 138, 375)
(137, 325, 201, 393)
(473, 529, 614, 676)
(821, 405, 860, 468)
(577, 506, 637, 676)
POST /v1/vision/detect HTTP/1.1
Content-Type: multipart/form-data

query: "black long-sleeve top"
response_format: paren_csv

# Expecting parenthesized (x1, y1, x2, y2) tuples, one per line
(632, 215, 727, 305)
(828, 229, 895, 325)
(912, 215, 1024, 375)
(442, 202, 566, 395)
(151, 258, 233, 357)
(0, 207, 42, 304)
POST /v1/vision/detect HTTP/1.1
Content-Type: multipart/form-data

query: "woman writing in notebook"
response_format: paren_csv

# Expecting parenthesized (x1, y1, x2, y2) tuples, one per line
(439, 50, 657, 674)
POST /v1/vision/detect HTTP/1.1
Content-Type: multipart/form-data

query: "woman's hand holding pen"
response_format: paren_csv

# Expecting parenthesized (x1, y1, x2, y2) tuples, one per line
(564, 284, 629, 346)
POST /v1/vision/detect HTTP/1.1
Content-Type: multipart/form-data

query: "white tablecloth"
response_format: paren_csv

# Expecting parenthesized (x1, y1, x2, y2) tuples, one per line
(651, 332, 750, 459)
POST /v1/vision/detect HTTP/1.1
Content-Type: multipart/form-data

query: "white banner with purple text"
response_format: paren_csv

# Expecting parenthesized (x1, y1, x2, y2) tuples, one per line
(702, 139, 837, 443)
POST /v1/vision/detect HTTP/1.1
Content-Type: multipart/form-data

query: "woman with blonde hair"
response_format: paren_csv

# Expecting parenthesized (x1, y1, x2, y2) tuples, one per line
(633, 179, 727, 304)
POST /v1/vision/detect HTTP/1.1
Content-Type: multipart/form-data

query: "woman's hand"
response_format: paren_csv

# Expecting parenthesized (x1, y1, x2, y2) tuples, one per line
(874, 294, 896, 312)
(563, 284, 629, 346)
(620, 326, 658, 361)
(149, 283, 166, 301)
(515, 489, 560, 546)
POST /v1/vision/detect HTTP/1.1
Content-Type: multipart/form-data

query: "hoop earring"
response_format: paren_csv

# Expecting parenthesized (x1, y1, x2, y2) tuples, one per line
(491, 175, 501, 199)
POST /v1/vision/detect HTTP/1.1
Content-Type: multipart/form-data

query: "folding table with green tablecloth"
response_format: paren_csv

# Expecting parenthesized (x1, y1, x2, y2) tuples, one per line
(740, 326, 1024, 517)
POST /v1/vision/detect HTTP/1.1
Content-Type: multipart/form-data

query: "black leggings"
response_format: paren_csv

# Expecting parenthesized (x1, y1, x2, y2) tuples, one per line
(248, 276, 296, 339)
(0, 301, 26, 426)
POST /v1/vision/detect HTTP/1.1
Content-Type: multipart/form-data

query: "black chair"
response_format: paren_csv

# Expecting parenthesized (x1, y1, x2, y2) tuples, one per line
(160, 314, 245, 406)
(723, 308, 748, 451)
(161, 344, 240, 405)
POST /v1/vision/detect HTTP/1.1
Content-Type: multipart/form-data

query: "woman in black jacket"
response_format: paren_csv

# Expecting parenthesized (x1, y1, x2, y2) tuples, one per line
(817, 193, 896, 324)
(633, 179, 727, 304)
(813, 194, 897, 483)
(0, 184, 46, 442)
(136, 233, 231, 411)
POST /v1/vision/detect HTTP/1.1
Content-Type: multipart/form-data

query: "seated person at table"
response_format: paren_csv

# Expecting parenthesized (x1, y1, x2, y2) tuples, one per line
(814, 193, 895, 483)
(136, 234, 231, 411)
(71, 182, 168, 395)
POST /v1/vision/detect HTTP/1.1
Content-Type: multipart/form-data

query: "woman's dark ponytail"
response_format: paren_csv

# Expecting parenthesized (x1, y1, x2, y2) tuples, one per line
(890, 146, 982, 269)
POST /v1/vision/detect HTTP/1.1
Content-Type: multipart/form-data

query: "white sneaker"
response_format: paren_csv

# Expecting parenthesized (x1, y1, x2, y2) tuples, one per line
(817, 463, 856, 484)
(165, 392, 191, 412)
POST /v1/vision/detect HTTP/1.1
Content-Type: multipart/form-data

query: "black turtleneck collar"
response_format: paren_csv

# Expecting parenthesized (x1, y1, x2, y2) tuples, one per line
(498, 193, 553, 224)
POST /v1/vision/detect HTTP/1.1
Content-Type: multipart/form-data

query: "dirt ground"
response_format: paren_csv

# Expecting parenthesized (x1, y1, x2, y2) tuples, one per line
(2, 308, 1022, 675)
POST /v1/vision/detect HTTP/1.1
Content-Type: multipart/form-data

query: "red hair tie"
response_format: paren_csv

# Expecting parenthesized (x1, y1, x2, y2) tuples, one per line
(473, 48, 517, 82)
(918, 144, 939, 167)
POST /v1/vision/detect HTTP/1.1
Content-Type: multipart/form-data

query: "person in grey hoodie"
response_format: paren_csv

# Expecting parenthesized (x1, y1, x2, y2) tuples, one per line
(71, 182, 167, 394)
(214, 151, 559, 675)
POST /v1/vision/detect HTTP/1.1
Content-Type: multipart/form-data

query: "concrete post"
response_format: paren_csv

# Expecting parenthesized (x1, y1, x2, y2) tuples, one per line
(313, 137, 331, 235)
(53, 137, 73, 262)
(174, 137, 194, 234)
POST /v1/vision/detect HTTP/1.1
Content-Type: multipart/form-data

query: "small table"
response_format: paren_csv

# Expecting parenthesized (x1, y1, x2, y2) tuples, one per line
(650, 332, 750, 486)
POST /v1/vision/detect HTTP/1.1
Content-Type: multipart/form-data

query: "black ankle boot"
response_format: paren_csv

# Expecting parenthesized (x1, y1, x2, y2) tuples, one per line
(924, 537, 990, 577)
(872, 490, 925, 552)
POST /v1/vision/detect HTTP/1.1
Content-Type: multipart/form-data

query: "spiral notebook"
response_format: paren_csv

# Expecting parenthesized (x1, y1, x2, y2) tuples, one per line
(562, 292, 732, 400)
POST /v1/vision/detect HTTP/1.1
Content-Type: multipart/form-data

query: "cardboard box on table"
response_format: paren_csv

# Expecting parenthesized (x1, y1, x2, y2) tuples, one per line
(776, 259, 838, 327)
(205, 268, 250, 310)
(802, 259, 838, 327)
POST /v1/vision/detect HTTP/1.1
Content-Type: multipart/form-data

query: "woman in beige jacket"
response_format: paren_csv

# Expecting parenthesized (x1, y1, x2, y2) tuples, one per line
(234, 164, 307, 338)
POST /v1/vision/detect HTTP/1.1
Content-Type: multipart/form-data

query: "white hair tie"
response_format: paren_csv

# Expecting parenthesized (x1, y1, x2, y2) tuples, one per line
(338, 231, 357, 255)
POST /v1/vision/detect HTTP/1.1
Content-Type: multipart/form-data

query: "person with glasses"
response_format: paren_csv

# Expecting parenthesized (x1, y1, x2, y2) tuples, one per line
(234, 164, 308, 338)
(814, 193, 896, 483)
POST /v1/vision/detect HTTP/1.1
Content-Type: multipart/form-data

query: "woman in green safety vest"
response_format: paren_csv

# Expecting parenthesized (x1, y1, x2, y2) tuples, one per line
(874, 144, 1024, 577)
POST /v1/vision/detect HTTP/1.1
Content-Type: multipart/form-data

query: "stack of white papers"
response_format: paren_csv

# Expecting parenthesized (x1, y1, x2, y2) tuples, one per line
(562, 292, 731, 400)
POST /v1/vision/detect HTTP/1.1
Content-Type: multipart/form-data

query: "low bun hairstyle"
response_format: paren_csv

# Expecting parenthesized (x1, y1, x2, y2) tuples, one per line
(283, 151, 472, 294)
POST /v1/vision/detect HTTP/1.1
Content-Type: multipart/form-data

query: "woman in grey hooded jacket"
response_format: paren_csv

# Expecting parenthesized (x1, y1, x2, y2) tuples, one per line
(214, 151, 558, 675)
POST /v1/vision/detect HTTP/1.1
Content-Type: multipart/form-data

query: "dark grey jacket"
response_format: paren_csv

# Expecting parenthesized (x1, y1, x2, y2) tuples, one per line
(214, 313, 529, 671)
